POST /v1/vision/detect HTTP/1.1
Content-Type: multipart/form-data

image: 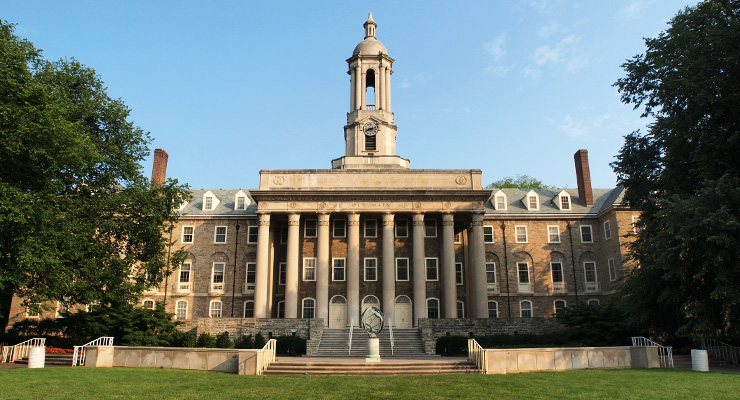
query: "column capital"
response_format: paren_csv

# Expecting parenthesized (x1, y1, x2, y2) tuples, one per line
(259, 213, 271, 225)
(412, 213, 425, 225)
(318, 213, 330, 225)
(471, 213, 484, 226)
(347, 212, 361, 226)
(288, 213, 301, 226)
(382, 212, 395, 225)
(442, 213, 454, 226)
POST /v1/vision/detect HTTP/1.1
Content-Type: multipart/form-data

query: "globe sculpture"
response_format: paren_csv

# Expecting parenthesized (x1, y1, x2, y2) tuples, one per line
(361, 306, 384, 362)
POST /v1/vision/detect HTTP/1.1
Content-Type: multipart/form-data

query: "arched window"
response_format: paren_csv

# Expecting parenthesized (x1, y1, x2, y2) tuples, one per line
(427, 298, 440, 319)
(554, 300, 566, 316)
(520, 300, 532, 318)
(362, 295, 379, 313)
(456, 301, 465, 318)
(142, 299, 155, 310)
(365, 69, 376, 108)
(588, 299, 600, 306)
(277, 301, 285, 318)
(302, 298, 315, 319)
(175, 300, 188, 320)
(244, 301, 254, 318)
(488, 301, 498, 319)
(209, 300, 222, 318)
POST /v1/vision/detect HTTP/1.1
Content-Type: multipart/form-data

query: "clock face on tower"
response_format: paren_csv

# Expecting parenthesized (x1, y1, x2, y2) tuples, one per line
(363, 122, 379, 136)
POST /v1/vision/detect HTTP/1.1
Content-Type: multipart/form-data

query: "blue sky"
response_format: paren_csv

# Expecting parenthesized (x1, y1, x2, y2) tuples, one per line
(3, 1, 696, 189)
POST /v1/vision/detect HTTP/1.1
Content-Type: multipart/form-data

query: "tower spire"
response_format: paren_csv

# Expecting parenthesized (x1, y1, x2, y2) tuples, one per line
(364, 12, 377, 39)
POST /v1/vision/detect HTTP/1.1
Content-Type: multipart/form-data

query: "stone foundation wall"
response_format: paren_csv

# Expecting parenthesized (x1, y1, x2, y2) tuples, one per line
(419, 317, 567, 354)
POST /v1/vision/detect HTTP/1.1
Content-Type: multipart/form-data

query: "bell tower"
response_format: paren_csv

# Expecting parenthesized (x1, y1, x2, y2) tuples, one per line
(332, 13, 410, 170)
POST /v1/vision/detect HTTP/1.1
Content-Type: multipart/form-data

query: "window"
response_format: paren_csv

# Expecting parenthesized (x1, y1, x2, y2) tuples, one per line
(214, 226, 227, 243)
(488, 301, 498, 318)
(56, 301, 69, 318)
(333, 219, 346, 238)
(211, 263, 225, 291)
(364, 258, 377, 281)
(395, 219, 408, 237)
(455, 262, 464, 285)
(604, 221, 612, 240)
(245, 262, 256, 291)
(178, 262, 192, 291)
(278, 262, 286, 285)
(547, 225, 561, 243)
(588, 299, 600, 306)
(560, 194, 571, 210)
(142, 299, 155, 310)
(236, 196, 247, 210)
(303, 258, 317, 281)
(518, 263, 530, 284)
(515, 225, 528, 243)
(584, 262, 597, 283)
(453, 225, 463, 243)
(580, 225, 593, 243)
(528, 195, 539, 210)
(176, 300, 188, 320)
(304, 219, 317, 238)
(457, 301, 465, 318)
(204, 196, 213, 210)
(427, 298, 440, 319)
(247, 226, 259, 243)
(632, 215, 640, 233)
(209, 301, 222, 318)
(280, 226, 288, 244)
(26, 304, 41, 318)
(554, 300, 566, 315)
(483, 226, 494, 243)
(551, 262, 564, 283)
(302, 298, 315, 319)
(181, 226, 194, 243)
(244, 301, 254, 318)
(426, 258, 439, 281)
(277, 301, 285, 318)
(364, 219, 377, 237)
(608, 258, 617, 281)
(486, 262, 496, 284)
(424, 219, 437, 237)
(365, 133, 376, 151)
(396, 258, 409, 281)
(332, 258, 346, 281)
(495, 195, 507, 210)
(520, 301, 533, 318)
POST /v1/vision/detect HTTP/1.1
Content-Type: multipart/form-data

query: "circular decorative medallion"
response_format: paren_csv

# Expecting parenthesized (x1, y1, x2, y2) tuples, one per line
(319, 202, 326, 208)
(289, 202, 297, 208)
(455, 176, 468, 185)
(361, 306, 384, 338)
(444, 202, 452, 208)
(273, 176, 285, 185)
(414, 202, 422, 208)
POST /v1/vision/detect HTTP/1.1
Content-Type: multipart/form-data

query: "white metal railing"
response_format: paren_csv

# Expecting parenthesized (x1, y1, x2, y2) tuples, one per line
(348, 318, 354, 356)
(388, 318, 394, 356)
(72, 337, 114, 366)
(1, 338, 46, 363)
(467, 338, 487, 374)
(702, 339, 740, 364)
(255, 339, 277, 376)
(632, 336, 673, 368)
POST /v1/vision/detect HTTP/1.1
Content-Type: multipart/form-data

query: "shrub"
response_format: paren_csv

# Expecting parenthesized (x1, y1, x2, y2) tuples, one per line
(167, 330, 196, 348)
(253, 332, 266, 349)
(436, 335, 469, 355)
(216, 332, 232, 348)
(275, 335, 306, 355)
(234, 334, 254, 349)
(196, 333, 217, 348)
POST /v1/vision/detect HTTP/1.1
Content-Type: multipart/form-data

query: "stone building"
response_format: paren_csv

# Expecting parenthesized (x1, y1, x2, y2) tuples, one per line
(6, 14, 637, 332)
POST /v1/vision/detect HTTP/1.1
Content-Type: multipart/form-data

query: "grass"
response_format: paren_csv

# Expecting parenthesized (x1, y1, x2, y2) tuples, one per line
(1, 368, 739, 400)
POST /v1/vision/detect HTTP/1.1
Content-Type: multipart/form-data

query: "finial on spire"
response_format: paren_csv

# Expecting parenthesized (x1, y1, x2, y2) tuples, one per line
(364, 12, 377, 39)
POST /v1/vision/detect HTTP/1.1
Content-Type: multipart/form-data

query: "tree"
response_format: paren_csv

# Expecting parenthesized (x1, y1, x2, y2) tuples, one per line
(0, 20, 190, 311)
(611, 1, 740, 339)
(485, 174, 553, 189)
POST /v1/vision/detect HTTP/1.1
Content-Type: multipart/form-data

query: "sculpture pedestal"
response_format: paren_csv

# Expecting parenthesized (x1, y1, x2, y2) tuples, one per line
(366, 337, 381, 363)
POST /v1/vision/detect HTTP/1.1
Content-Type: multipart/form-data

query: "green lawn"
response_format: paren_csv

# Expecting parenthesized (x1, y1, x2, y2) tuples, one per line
(1, 368, 739, 400)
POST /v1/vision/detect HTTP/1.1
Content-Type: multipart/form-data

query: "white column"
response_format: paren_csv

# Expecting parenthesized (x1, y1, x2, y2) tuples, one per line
(254, 213, 271, 318)
(355, 64, 362, 111)
(471, 213, 488, 318)
(378, 65, 385, 110)
(412, 213, 426, 326)
(441, 213, 457, 318)
(317, 213, 330, 326)
(360, 71, 367, 110)
(347, 213, 361, 326)
(382, 213, 395, 326)
(285, 213, 300, 318)
(385, 67, 391, 113)
(350, 68, 355, 112)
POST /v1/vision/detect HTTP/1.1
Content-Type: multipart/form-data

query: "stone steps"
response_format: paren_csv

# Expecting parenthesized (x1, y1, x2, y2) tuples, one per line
(313, 328, 426, 357)
(264, 359, 480, 375)
(12, 353, 74, 367)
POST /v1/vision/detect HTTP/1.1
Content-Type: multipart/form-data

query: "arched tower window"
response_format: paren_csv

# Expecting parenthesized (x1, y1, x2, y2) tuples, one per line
(365, 69, 376, 109)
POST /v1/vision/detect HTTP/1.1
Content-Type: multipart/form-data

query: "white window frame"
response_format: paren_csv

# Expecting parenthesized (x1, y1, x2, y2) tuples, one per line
(454, 225, 463, 244)
(235, 196, 247, 210)
(488, 301, 498, 318)
(559, 193, 571, 210)
(364, 219, 378, 238)
(608, 258, 617, 281)
(517, 262, 532, 293)
(181, 226, 194, 244)
(304, 219, 317, 238)
(204, 196, 213, 210)
(580, 225, 593, 243)
(247, 226, 259, 244)
(457, 300, 465, 318)
(554, 300, 567, 315)
(486, 262, 497, 284)
(547, 225, 561, 243)
(520, 300, 533, 318)
(524, 190, 539, 210)
(333, 219, 346, 238)
(209, 300, 222, 318)
(426, 298, 440, 319)
(364, 258, 378, 281)
(396, 258, 410, 281)
(551, 262, 566, 293)
(483, 225, 494, 243)
(332, 258, 346, 282)
(496, 195, 507, 210)
(604, 220, 612, 240)
(425, 257, 439, 281)
(56, 301, 68, 318)
(178, 261, 192, 291)
(244, 262, 256, 292)
(175, 300, 188, 320)
(303, 258, 317, 281)
(278, 262, 286, 285)
(25, 303, 41, 318)
(515, 225, 528, 243)
(211, 262, 225, 292)
(455, 262, 464, 285)
(584, 261, 599, 292)
(632, 215, 640, 233)
(243, 300, 254, 318)
(424, 219, 437, 237)
(395, 219, 408, 238)
(302, 298, 315, 319)
(214, 226, 227, 243)
(276, 301, 285, 318)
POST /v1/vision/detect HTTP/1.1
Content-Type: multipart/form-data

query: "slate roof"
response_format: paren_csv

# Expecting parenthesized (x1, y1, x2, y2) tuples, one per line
(483, 186, 625, 216)
(178, 189, 258, 216)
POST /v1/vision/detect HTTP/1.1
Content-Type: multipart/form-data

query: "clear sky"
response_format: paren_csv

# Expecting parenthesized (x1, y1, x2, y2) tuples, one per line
(2, 1, 696, 190)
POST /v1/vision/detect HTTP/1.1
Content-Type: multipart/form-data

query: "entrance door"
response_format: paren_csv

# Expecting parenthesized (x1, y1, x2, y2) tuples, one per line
(395, 296, 412, 328)
(329, 296, 347, 328)
(362, 295, 380, 314)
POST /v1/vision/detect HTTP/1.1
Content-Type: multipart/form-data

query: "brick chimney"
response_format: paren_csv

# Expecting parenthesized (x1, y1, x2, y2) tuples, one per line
(151, 149, 169, 185)
(574, 149, 593, 206)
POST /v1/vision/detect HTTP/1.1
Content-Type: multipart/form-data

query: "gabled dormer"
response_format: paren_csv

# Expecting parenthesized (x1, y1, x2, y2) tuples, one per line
(554, 190, 571, 210)
(523, 190, 540, 211)
(234, 190, 250, 211)
(202, 190, 220, 211)
(490, 189, 507, 210)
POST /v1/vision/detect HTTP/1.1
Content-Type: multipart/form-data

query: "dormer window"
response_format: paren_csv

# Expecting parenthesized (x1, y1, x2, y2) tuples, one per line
(234, 190, 250, 211)
(204, 197, 213, 210)
(524, 190, 539, 211)
(554, 190, 571, 210)
(491, 190, 507, 210)
(202, 191, 220, 211)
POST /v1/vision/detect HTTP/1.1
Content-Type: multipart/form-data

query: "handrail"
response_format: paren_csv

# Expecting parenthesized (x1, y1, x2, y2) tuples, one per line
(348, 318, 354, 356)
(631, 336, 673, 368)
(72, 337, 114, 366)
(467, 338, 487, 374)
(1, 338, 46, 363)
(255, 339, 277, 376)
(702, 339, 740, 364)
(388, 318, 394, 356)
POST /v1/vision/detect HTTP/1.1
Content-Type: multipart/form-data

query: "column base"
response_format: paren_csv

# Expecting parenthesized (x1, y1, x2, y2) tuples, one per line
(366, 337, 381, 363)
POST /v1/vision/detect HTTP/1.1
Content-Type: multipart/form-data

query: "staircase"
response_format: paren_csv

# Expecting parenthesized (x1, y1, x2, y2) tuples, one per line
(313, 328, 426, 357)
(263, 358, 479, 375)
(13, 353, 74, 367)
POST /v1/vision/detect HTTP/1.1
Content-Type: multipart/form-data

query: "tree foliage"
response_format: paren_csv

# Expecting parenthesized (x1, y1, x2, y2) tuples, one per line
(0, 20, 190, 310)
(611, 1, 740, 339)
(485, 174, 553, 189)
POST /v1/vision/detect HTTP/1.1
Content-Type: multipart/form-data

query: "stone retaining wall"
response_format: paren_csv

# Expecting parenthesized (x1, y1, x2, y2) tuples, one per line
(481, 346, 659, 374)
